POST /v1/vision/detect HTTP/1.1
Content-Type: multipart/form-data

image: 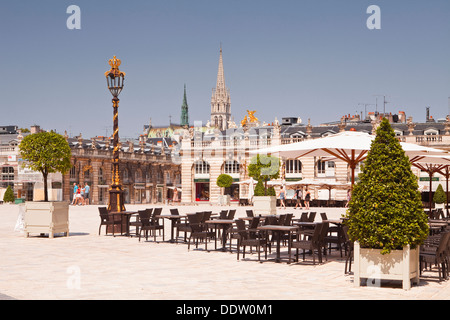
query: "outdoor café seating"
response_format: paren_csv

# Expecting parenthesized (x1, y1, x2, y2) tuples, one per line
(290, 222, 328, 265)
(187, 212, 216, 251)
(98, 207, 122, 236)
(420, 231, 450, 282)
(236, 219, 268, 262)
(138, 209, 165, 242)
(169, 208, 190, 243)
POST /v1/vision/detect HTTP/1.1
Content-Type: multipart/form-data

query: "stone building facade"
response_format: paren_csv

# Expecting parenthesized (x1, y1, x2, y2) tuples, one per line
(179, 113, 450, 205)
(63, 135, 180, 205)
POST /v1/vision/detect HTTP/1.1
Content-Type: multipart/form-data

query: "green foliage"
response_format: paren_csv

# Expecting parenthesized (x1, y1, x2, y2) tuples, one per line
(267, 186, 276, 196)
(254, 179, 266, 196)
(248, 154, 280, 196)
(433, 184, 446, 204)
(216, 174, 233, 188)
(345, 118, 429, 255)
(3, 186, 15, 203)
(19, 131, 72, 202)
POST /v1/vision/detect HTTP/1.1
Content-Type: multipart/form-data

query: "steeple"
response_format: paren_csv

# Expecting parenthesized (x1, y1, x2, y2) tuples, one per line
(210, 45, 231, 130)
(216, 46, 226, 95)
(180, 84, 189, 127)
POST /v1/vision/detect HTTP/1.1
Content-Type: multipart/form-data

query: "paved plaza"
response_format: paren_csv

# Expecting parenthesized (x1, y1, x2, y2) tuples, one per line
(0, 203, 449, 300)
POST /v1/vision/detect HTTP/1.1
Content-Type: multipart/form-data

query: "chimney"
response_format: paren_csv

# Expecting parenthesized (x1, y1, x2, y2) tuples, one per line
(30, 125, 41, 134)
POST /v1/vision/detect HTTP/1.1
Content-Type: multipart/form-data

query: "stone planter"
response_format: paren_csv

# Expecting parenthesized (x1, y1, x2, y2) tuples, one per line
(217, 195, 231, 206)
(434, 203, 445, 210)
(252, 196, 277, 216)
(24, 201, 69, 238)
(353, 242, 420, 290)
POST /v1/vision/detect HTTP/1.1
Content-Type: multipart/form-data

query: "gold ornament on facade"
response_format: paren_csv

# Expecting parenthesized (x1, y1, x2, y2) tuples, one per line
(241, 110, 259, 127)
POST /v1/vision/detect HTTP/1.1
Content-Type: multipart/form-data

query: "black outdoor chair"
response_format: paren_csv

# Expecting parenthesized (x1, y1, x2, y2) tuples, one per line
(420, 232, 450, 282)
(129, 208, 153, 237)
(291, 222, 327, 265)
(246, 210, 254, 218)
(138, 209, 164, 242)
(342, 226, 354, 274)
(219, 210, 228, 219)
(236, 219, 267, 262)
(227, 209, 236, 220)
(187, 213, 215, 251)
(98, 207, 122, 236)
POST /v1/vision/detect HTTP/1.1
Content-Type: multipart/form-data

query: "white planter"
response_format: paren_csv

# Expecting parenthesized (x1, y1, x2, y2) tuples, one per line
(24, 201, 69, 238)
(354, 242, 420, 290)
(252, 196, 277, 216)
(217, 195, 230, 206)
(434, 203, 445, 210)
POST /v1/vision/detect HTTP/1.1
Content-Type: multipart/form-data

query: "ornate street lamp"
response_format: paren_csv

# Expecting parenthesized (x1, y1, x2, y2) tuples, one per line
(105, 56, 126, 213)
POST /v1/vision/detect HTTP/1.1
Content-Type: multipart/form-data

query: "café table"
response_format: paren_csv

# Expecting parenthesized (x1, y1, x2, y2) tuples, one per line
(205, 219, 235, 252)
(257, 225, 298, 263)
(156, 214, 188, 243)
(109, 211, 137, 236)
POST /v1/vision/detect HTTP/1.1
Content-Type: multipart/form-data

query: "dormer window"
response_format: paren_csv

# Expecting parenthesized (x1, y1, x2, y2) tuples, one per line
(424, 128, 439, 135)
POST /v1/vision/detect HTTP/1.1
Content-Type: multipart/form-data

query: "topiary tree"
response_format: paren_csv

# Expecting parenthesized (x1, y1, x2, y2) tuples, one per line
(19, 131, 72, 202)
(216, 174, 233, 195)
(345, 118, 429, 255)
(3, 185, 15, 203)
(248, 154, 280, 196)
(433, 184, 446, 205)
(254, 179, 265, 196)
(267, 186, 276, 196)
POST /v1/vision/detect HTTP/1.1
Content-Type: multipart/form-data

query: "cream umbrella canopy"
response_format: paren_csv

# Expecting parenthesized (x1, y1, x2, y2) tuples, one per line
(250, 130, 447, 190)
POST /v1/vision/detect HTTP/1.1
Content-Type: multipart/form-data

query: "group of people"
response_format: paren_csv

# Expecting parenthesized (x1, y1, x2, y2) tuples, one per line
(278, 186, 352, 209)
(71, 182, 90, 206)
(278, 186, 311, 210)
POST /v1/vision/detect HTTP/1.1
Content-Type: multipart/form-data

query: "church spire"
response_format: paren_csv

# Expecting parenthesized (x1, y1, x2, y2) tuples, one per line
(180, 84, 189, 127)
(210, 45, 231, 130)
(216, 46, 226, 95)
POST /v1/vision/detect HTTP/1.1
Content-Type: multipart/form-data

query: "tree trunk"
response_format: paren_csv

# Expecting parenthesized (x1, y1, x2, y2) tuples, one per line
(43, 171, 48, 202)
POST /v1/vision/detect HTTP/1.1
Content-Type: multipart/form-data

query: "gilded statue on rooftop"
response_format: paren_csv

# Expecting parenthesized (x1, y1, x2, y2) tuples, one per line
(241, 110, 259, 127)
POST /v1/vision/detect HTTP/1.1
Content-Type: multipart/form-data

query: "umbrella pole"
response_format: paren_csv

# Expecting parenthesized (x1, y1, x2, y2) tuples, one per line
(446, 168, 449, 219)
(429, 171, 433, 214)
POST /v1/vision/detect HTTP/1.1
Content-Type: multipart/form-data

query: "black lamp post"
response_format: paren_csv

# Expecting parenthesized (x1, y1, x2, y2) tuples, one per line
(105, 56, 126, 213)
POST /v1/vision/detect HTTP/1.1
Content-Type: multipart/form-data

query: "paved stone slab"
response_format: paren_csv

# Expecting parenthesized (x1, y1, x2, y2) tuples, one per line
(0, 204, 449, 300)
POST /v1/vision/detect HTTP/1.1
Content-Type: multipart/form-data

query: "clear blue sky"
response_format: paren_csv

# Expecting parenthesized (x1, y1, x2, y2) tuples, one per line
(1, 0, 449, 139)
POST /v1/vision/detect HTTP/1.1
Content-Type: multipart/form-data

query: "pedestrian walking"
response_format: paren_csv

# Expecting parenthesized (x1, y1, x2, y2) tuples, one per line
(294, 187, 303, 209)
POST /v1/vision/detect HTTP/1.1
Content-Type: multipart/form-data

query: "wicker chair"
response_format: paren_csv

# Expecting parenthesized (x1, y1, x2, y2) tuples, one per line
(236, 219, 267, 261)
(291, 222, 326, 265)
(187, 213, 216, 251)
(138, 209, 164, 242)
(420, 232, 450, 282)
(98, 207, 122, 236)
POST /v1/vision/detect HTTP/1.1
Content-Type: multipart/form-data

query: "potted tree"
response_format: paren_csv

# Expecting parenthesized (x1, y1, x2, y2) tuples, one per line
(3, 185, 15, 204)
(433, 184, 446, 210)
(248, 154, 280, 215)
(216, 173, 233, 205)
(346, 118, 429, 290)
(19, 131, 72, 238)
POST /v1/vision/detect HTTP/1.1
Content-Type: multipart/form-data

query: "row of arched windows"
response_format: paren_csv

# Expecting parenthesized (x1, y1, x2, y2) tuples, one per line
(193, 159, 337, 176)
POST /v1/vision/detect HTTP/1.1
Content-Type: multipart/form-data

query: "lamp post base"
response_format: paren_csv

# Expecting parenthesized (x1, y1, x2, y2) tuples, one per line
(107, 186, 127, 234)
(108, 185, 126, 213)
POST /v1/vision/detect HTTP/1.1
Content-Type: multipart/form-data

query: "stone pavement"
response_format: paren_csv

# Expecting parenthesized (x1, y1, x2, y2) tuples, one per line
(0, 203, 449, 300)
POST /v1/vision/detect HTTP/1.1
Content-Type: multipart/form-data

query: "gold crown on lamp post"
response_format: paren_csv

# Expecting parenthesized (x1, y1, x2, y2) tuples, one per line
(104, 56, 126, 78)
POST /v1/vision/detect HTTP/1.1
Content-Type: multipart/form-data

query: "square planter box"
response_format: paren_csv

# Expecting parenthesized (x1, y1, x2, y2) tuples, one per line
(217, 195, 231, 206)
(252, 196, 277, 216)
(354, 242, 420, 290)
(24, 201, 69, 238)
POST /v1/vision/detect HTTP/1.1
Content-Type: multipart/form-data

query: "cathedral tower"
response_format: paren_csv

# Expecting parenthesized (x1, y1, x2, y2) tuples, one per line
(210, 46, 231, 130)
(180, 84, 189, 127)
